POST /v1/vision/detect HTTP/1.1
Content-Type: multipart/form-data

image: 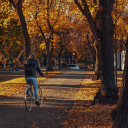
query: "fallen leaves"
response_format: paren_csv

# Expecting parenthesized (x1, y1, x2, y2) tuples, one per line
(63, 69, 123, 128)
(0, 69, 62, 97)
(63, 103, 116, 128)
(30, 122, 38, 127)
(73, 88, 99, 100)
(0, 77, 26, 97)
(0, 77, 45, 97)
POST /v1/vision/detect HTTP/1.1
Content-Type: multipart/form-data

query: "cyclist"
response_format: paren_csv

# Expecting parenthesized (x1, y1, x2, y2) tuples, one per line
(25, 54, 45, 106)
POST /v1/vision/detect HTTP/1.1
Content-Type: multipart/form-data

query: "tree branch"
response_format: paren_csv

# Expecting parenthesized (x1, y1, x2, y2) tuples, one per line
(47, 18, 52, 31)
(8, 0, 16, 8)
(52, 19, 58, 29)
(37, 22, 45, 41)
(74, 0, 99, 43)
(34, 12, 45, 41)
(74, 0, 84, 15)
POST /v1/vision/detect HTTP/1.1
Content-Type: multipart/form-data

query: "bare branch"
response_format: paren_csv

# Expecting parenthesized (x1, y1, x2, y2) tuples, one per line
(74, 0, 84, 15)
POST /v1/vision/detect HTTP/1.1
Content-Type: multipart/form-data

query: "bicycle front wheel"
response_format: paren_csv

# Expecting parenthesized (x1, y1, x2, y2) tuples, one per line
(24, 86, 33, 112)
(38, 88, 43, 107)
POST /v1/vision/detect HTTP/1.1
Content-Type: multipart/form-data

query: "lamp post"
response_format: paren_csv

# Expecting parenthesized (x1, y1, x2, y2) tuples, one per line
(44, 33, 51, 75)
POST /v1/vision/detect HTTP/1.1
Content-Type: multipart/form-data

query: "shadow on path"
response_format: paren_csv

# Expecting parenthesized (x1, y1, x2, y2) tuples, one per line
(0, 69, 86, 128)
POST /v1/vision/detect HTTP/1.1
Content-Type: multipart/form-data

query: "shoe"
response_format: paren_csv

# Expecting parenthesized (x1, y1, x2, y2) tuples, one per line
(36, 101, 40, 106)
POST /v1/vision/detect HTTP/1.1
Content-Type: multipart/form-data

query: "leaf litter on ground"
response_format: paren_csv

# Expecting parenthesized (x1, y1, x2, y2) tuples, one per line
(0, 70, 63, 97)
(63, 70, 123, 128)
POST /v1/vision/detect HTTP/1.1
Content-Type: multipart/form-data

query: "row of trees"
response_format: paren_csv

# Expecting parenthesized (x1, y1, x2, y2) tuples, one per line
(1, 0, 127, 66)
(0, 0, 128, 127)
(74, 0, 128, 127)
(0, 0, 127, 67)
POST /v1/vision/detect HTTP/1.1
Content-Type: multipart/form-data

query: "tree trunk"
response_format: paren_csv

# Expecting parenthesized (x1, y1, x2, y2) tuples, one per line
(92, 41, 101, 80)
(47, 38, 53, 71)
(58, 52, 61, 69)
(86, 34, 93, 58)
(86, 34, 101, 80)
(74, 0, 119, 105)
(9, 0, 31, 60)
(37, 25, 53, 71)
(119, 39, 123, 71)
(111, 38, 128, 128)
(92, 0, 119, 105)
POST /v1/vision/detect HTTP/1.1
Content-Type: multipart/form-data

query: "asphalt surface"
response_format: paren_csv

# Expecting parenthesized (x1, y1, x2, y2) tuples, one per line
(0, 69, 86, 128)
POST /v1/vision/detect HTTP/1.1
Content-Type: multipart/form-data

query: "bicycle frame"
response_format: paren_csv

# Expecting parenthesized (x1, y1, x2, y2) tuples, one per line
(24, 76, 43, 111)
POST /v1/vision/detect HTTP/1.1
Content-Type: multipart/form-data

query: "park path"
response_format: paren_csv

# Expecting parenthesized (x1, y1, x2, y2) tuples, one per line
(0, 69, 86, 128)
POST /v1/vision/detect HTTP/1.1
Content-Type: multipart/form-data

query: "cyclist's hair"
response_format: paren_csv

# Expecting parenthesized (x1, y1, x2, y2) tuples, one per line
(27, 54, 40, 67)
(28, 54, 35, 59)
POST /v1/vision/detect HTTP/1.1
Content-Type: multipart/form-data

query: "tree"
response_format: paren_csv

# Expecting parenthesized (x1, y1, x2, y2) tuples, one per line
(8, 0, 31, 60)
(0, 2, 23, 60)
(112, 0, 128, 72)
(74, 0, 102, 80)
(28, 0, 74, 70)
(25, 0, 67, 70)
(111, 38, 128, 128)
(74, 0, 119, 104)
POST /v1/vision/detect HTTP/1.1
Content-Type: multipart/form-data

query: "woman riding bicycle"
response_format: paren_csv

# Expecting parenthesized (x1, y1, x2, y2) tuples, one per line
(25, 54, 45, 106)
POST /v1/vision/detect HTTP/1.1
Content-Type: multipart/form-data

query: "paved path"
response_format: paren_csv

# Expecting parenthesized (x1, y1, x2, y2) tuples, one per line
(0, 70, 86, 128)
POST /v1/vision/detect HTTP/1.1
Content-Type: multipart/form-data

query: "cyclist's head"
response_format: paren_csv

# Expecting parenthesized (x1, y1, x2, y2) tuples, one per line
(28, 54, 35, 59)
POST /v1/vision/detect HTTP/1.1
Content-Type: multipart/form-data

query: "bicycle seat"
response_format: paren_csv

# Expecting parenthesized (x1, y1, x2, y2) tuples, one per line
(26, 80, 33, 84)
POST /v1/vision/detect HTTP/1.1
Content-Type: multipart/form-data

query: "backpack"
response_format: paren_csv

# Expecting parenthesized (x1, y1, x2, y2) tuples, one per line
(24, 64, 35, 76)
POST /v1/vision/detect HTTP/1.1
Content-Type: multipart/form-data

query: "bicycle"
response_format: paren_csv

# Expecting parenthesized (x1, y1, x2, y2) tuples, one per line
(24, 76, 43, 112)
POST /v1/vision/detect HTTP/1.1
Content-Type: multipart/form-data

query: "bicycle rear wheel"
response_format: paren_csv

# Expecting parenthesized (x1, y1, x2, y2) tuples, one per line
(38, 88, 43, 107)
(24, 86, 34, 111)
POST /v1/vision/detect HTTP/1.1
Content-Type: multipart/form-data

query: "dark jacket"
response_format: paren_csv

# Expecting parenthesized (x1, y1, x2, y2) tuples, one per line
(25, 58, 44, 78)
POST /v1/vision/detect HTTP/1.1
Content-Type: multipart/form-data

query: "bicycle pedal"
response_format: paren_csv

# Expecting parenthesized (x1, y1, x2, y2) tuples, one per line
(27, 98, 31, 101)
(27, 98, 34, 101)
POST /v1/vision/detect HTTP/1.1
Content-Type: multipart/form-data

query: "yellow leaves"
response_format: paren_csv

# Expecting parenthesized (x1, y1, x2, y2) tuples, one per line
(74, 88, 99, 100)
(16, 40, 22, 45)
(0, 77, 26, 97)
(0, 84, 26, 97)
(0, 69, 61, 97)
(73, 71, 100, 101)
(39, 42, 46, 50)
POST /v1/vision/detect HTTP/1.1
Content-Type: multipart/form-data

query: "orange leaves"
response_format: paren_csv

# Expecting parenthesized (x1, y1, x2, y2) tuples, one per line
(0, 69, 61, 97)
(0, 77, 26, 97)
(73, 88, 99, 100)
(63, 103, 116, 128)
(30, 122, 38, 128)
(39, 42, 46, 50)
(73, 71, 100, 101)
(63, 70, 123, 128)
